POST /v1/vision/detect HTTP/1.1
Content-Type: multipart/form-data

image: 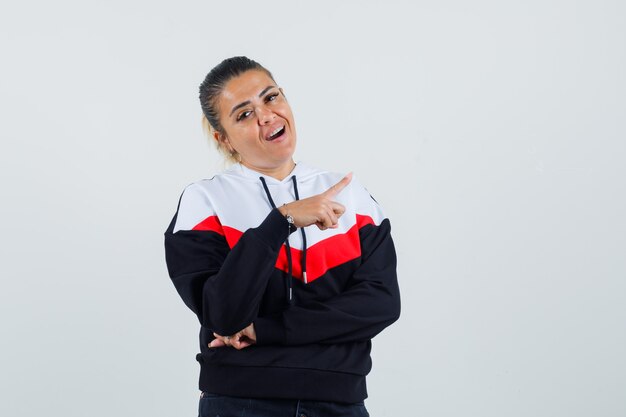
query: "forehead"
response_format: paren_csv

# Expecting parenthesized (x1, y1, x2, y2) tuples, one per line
(219, 70, 276, 109)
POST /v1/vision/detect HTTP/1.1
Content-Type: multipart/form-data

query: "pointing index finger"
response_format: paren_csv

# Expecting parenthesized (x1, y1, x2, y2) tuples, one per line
(324, 172, 353, 197)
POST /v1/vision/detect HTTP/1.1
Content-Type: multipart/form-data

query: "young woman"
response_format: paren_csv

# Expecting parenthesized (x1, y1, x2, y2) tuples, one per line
(164, 56, 400, 417)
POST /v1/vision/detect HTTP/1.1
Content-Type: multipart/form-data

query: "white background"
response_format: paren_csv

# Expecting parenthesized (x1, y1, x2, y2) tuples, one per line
(1, 1, 625, 416)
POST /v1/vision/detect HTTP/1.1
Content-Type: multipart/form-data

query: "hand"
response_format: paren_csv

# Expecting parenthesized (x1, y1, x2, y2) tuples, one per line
(209, 323, 256, 350)
(279, 172, 352, 231)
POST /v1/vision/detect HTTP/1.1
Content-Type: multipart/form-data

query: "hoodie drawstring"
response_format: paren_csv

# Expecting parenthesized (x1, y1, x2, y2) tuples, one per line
(290, 176, 308, 284)
(259, 175, 308, 306)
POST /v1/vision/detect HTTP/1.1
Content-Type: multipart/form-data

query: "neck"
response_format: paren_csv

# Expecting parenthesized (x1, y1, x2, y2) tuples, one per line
(241, 159, 296, 181)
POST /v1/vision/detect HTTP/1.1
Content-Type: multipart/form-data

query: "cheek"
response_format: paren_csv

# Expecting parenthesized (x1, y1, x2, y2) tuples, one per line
(278, 104, 294, 121)
(230, 126, 261, 148)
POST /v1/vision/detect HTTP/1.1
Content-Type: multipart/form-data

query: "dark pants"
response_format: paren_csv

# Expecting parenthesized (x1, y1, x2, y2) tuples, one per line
(198, 392, 370, 417)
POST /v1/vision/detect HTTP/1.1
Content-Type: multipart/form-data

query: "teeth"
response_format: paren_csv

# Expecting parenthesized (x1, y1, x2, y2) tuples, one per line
(269, 126, 284, 138)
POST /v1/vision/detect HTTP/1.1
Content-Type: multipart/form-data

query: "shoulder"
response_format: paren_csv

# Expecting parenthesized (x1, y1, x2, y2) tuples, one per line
(178, 164, 242, 202)
(172, 177, 222, 233)
(178, 177, 215, 207)
(347, 175, 387, 226)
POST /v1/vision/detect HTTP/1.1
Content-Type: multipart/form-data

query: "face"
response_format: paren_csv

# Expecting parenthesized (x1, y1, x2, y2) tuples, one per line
(215, 69, 297, 173)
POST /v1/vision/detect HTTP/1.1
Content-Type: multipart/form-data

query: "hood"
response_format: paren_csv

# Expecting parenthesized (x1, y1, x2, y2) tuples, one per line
(221, 160, 323, 185)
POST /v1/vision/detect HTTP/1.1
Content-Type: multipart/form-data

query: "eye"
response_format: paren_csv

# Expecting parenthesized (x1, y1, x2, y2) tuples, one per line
(266, 93, 279, 102)
(236, 110, 252, 122)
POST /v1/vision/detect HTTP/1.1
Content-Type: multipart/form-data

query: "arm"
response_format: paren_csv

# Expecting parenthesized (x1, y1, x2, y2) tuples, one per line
(163, 183, 294, 336)
(253, 178, 401, 346)
(254, 219, 400, 345)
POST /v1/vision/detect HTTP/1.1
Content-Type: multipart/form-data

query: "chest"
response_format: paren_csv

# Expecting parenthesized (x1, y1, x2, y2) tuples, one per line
(209, 178, 362, 283)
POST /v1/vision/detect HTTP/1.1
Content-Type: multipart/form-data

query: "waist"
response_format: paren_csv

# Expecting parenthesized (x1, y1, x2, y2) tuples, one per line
(199, 363, 368, 403)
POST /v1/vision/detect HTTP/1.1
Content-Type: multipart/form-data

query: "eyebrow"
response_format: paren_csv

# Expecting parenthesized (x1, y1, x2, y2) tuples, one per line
(229, 85, 277, 117)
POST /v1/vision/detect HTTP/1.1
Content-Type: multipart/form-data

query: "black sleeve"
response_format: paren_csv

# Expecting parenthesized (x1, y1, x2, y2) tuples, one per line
(163, 184, 295, 336)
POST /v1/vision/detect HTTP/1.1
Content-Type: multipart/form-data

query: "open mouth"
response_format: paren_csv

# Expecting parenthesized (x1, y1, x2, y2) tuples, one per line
(266, 125, 285, 141)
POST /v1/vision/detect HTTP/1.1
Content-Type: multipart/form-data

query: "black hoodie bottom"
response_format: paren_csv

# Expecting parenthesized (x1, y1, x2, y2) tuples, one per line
(197, 362, 368, 404)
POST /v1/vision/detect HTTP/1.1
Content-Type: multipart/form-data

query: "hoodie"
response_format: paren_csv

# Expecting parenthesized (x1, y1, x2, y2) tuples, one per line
(163, 161, 400, 403)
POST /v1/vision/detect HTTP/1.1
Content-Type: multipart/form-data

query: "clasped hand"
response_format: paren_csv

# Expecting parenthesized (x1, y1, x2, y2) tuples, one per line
(210, 323, 256, 350)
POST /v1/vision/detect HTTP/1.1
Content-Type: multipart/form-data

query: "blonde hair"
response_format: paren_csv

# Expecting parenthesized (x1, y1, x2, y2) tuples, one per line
(201, 113, 240, 165)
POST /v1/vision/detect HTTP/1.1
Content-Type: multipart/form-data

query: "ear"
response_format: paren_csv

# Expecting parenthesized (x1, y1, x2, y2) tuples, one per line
(213, 130, 234, 153)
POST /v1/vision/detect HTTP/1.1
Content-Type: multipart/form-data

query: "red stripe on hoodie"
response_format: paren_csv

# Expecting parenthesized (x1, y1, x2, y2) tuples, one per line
(191, 213, 377, 283)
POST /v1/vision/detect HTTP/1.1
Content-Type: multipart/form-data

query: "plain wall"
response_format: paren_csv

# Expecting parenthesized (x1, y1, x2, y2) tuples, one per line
(1, 1, 624, 416)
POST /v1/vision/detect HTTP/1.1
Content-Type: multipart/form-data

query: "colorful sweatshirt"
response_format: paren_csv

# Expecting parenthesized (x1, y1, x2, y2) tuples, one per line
(163, 161, 400, 403)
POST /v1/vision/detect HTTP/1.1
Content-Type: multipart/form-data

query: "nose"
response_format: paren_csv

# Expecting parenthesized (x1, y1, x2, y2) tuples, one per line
(256, 106, 275, 125)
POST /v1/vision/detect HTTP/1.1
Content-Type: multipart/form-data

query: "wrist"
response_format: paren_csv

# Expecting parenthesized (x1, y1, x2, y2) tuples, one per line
(281, 203, 297, 233)
(253, 209, 294, 247)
